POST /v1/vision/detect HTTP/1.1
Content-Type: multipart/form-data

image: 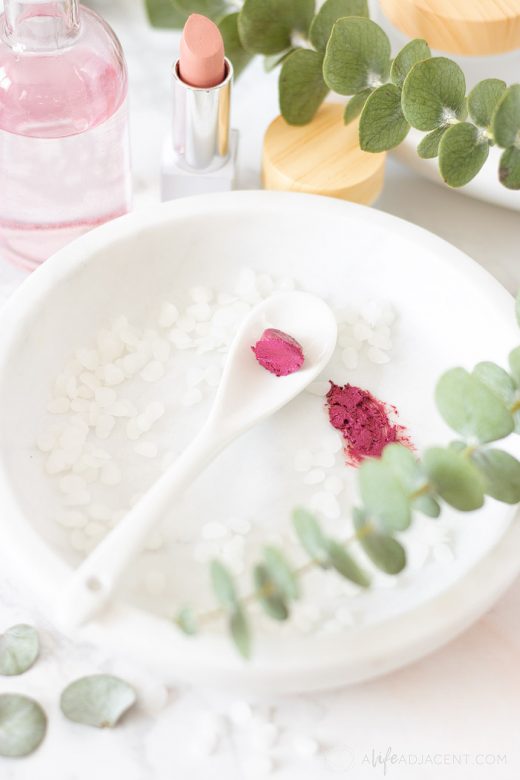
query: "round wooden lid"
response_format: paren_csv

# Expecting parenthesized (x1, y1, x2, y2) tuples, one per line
(262, 104, 386, 206)
(380, 0, 520, 56)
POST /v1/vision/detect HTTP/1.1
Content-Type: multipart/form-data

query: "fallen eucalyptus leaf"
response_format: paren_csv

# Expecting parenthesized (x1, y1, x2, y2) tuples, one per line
(359, 83, 409, 151)
(0, 694, 47, 757)
(60, 675, 136, 729)
(263, 546, 300, 601)
(254, 564, 289, 620)
(279, 49, 329, 125)
(0, 624, 39, 676)
(390, 38, 430, 88)
(468, 78, 506, 128)
(344, 87, 373, 124)
(323, 17, 391, 96)
(229, 606, 251, 659)
(499, 146, 520, 190)
(423, 447, 485, 511)
(309, 0, 368, 52)
(439, 122, 489, 187)
(210, 560, 238, 612)
(326, 539, 370, 586)
(509, 346, 520, 386)
(401, 57, 466, 131)
(359, 458, 411, 532)
(417, 126, 447, 159)
(354, 510, 406, 574)
(175, 606, 198, 636)
(414, 494, 442, 518)
(472, 361, 516, 405)
(472, 448, 520, 504)
(492, 84, 520, 148)
(292, 508, 329, 565)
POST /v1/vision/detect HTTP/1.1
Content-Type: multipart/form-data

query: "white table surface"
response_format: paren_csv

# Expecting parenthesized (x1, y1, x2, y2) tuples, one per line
(1, 2, 519, 778)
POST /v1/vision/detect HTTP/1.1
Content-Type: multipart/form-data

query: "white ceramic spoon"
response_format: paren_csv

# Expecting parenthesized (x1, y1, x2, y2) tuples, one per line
(56, 291, 337, 630)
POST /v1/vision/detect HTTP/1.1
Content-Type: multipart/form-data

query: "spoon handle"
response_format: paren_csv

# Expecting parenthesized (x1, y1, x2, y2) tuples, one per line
(55, 424, 225, 630)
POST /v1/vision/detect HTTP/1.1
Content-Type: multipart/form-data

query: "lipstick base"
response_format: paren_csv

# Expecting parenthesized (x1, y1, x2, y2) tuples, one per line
(161, 130, 238, 201)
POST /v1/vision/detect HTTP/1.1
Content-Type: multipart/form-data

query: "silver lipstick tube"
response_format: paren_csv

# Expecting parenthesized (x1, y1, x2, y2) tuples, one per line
(172, 57, 233, 172)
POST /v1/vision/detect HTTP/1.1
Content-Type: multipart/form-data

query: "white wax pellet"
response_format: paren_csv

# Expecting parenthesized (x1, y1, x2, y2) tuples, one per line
(56, 510, 87, 528)
(143, 401, 165, 426)
(313, 450, 336, 468)
(101, 461, 122, 485)
(77, 348, 98, 371)
(202, 521, 228, 540)
(367, 347, 390, 365)
(95, 387, 117, 407)
(353, 321, 372, 342)
(369, 326, 392, 351)
(126, 418, 142, 440)
(303, 468, 325, 485)
(182, 388, 203, 407)
(102, 364, 125, 386)
(152, 338, 171, 363)
(36, 430, 57, 452)
(190, 286, 213, 304)
(158, 301, 179, 328)
(133, 442, 158, 458)
(168, 329, 192, 349)
(187, 302, 212, 322)
(324, 475, 344, 495)
(342, 347, 359, 370)
(290, 735, 319, 758)
(47, 397, 70, 414)
(177, 315, 196, 334)
(140, 360, 165, 383)
(89, 504, 112, 521)
(217, 292, 236, 305)
(77, 385, 94, 400)
(70, 398, 90, 413)
(95, 414, 115, 440)
(228, 700, 253, 726)
(229, 517, 251, 535)
(97, 330, 124, 363)
(248, 722, 279, 751)
(361, 299, 384, 326)
(46, 450, 69, 474)
(380, 302, 396, 325)
(65, 376, 77, 399)
(119, 324, 140, 346)
(63, 489, 91, 507)
(59, 474, 87, 494)
(85, 520, 106, 538)
(294, 449, 313, 472)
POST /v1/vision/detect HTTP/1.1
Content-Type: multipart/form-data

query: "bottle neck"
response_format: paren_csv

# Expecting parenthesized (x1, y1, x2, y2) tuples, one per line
(3, 0, 80, 51)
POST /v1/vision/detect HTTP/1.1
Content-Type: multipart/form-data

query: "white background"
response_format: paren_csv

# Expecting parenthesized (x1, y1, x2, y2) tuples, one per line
(0, 1, 519, 778)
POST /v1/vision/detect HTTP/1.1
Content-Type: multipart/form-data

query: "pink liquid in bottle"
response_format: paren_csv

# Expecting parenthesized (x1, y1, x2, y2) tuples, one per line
(0, 1, 132, 270)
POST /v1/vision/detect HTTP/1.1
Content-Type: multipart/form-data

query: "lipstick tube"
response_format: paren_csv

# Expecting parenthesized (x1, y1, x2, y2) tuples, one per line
(161, 57, 238, 200)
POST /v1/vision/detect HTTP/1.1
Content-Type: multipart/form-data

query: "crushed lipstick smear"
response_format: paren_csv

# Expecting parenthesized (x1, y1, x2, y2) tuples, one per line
(326, 382, 413, 466)
(252, 328, 304, 377)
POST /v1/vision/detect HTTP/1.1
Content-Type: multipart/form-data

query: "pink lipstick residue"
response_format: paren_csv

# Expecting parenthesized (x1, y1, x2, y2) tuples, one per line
(252, 328, 305, 377)
(326, 382, 412, 466)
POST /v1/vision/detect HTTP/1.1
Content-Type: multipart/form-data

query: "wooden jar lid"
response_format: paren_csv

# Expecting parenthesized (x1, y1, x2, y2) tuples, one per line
(262, 103, 386, 206)
(380, 0, 520, 56)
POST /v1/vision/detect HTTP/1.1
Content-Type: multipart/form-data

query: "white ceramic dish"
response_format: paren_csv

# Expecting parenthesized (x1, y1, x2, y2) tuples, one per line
(0, 191, 518, 695)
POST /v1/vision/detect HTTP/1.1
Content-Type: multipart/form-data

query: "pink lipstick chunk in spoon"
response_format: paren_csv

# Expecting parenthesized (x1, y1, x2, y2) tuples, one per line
(179, 13, 226, 88)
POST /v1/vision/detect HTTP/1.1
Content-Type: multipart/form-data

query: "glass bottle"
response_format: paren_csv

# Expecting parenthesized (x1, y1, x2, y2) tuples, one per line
(0, 0, 132, 270)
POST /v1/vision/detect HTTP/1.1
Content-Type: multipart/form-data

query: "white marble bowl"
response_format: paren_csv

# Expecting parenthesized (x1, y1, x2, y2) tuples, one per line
(0, 191, 518, 694)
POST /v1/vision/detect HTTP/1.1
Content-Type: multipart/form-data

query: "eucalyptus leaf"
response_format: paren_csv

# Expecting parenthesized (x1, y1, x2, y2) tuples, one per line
(414, 494, 442, 518)
(359, 83, 410, 151)
(60, 675, 136, 728)
(354, 510, 406, 574)
(279, 49, 329, 125)
(0, 625, 39, 676)
(175, 607, 198, 636)
(390, 38, 430, 88)
(382, 443, 422, 491)
(358, 459, 411, 531)
(439, 122, 489, 187)
(423, 447, 485, 511)
(499, 146, 520, 190)
(468, 78, 506, 128)
(309, 0, 368, 51)
(472, 448, 520, 504)
(472, 361, 516, 405)
(264, 546, 300, 601)
(435, 367, 514, 443)
(401, 57, 466, 131)
(326, 539, 370, 586)
(509, 346, 520, 385)
(238, 0, 315, 55)
(145, 0, 188, 28)
(292, 508, 329, 565)
(417, 126, 447, 159)
(323, 17, 391, 96)
(344, 87, 373, 124)
(229, 607, 251, 659)
(0, 694, 47, 757)
(219, 13, 254, 79)
(254, 564, 289, 620)
(492, 85, 520, 148)
(210, 560, 238, 611)
(173, 0, 230, 18)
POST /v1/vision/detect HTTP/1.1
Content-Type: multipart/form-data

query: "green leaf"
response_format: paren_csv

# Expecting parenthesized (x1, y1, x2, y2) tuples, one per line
(401, 57, 466, 131)
(390, 38, 430, 88)
(354, 510, 406, 574)
(435, 367, 514, 443)
(323, 17, 391, 96)
(359, 83, 410, 151)
(292, 508, 329, 565)
(417, 126, 447, 159)
(509, 346, 520, 385)
(414, 495, 442, 518)
(175, 607, 198, 636)
(326, 539, 370, 586)
(264, 48, 294, 72)
(492, 85, 520, 148)
(60, 675, 136, 729)
(264, 546, 300, 600)
(238, 0, 315, 55)
(499, 146, 520, 190)
(358, 459, 411, 531)
(145, 0, 188, 28)
(279, 49, 329, 125)
(219, 13, 254, 79)
(210, 560, 238, 611)
(229, 607, 251, 659)
(468, 78, 506, 128)
(0, 625, 39, 676)
(472, 361, 516, 405)
(344, 87, 373, 124)
(310, 0, 368, 51)
(439, 122, 489, 187)
(423, 447, 485, 511)
(0, 694, 47, 757)
(382, 443, 422, 490)
(173, 0, 230, 17)
(472, 448, 520, 504)
(254, 564, 289, 620)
